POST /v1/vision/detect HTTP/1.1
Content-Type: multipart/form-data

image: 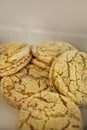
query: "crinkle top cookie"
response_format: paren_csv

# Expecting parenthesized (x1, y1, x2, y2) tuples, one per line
(1, 64, 49, 109)
(51, 50, 87, 106)
(31, 41, 76, 65)
(18, 91, 83, 130)
(0, 42, 31, 76)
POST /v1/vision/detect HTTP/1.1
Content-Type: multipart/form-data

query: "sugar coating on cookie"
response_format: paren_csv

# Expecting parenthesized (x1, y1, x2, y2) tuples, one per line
(31, 41, 76, 65)
(18, 91, 83, 130)
(1, 64, 49, 109)
(51, 50, 87, 106)
(0, 42, 31, 76)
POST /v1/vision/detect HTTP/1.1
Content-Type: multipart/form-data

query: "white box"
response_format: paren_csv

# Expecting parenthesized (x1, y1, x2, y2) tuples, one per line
(0, 0, 87, 129)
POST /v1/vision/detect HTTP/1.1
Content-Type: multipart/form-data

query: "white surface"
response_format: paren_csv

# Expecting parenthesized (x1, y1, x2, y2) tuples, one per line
(0, 0, 87, 46)
(0, 95, 18, 130)
(0, 0, 87, 129)
(80, 106, 87, 130)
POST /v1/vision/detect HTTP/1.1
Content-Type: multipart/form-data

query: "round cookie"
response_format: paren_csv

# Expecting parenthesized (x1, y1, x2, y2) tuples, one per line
(31, 41, 76, 65)
(50, 50, 87, 106)
(18, 91, 83, 130)
(1, 64, 49, 109)
(31, 58, 50, 71)
(0, 42, 31, 77)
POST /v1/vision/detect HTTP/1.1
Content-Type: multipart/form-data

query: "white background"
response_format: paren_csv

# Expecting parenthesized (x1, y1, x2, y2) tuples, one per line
(0, 0, 87, 51)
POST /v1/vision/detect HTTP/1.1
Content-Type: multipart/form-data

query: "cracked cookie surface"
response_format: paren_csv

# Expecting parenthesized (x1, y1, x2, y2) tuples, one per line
(50, 50, 87, 106)
(1, 64, 49, 109)
(18, 91, 83, 130)
(0, 42, 31, 77)
(31, 41, 76, 65)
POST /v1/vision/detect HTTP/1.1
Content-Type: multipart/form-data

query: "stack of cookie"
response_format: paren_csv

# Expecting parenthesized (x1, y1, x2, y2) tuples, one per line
(0, 41, 86, 130)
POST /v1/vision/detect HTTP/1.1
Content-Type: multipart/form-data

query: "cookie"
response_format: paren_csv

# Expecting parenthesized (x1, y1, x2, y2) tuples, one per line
(31, 41, 76, 65)
(18, 91, 83, 130)
(0, 42, 32, 77)
(1, 64, 49, 109)
(31, 58, 50, 71)
(49, 59, 57, 92)
(50, 50, 87, 106)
